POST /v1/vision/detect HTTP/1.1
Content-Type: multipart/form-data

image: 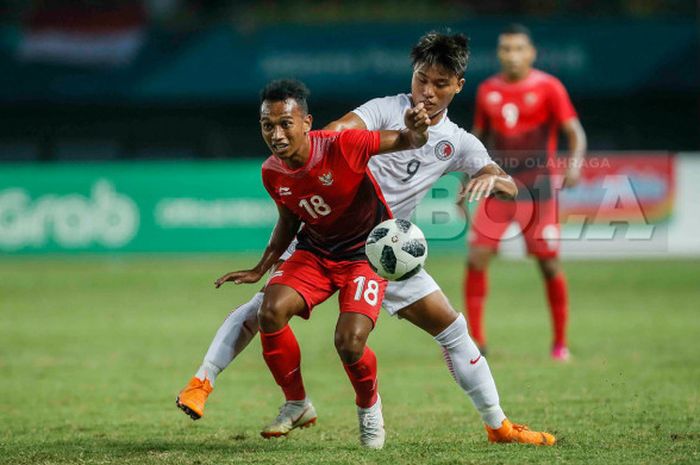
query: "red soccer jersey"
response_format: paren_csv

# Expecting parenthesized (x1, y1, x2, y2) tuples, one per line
(474, 69, 577, 198)
(262, 129, 391, 261)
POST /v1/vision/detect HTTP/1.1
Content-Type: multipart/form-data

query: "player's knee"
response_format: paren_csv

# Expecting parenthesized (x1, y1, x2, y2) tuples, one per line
(257, 299, 287, 332)
(538, 258, 560, 279)
(334, 329, 367, 364)
(468, 248, 492, 270)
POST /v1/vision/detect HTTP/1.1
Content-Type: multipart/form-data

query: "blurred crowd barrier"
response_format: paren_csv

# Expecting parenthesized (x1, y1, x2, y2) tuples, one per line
(1, 17, 697, 161)
(1, 153, 697, 258)
(1, 19, 696, 102)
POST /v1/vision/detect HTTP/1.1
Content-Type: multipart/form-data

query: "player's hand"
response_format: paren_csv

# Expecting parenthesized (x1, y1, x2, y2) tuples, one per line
(563, 167, 581, 188)
(404, 102, 431, 131)
(214, 269, 264, 288)
(461, 174, 498, 203)
(403, 103, 431, 146)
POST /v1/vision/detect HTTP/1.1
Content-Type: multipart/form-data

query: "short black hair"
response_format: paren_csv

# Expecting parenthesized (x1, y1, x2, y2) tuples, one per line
(411, 31, 470, 78)
(500, 23, 533, 43)
(260, 79, 310, 114)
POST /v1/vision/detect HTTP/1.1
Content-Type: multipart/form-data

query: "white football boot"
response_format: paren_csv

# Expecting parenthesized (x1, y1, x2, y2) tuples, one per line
(357, 395, 385, 449)
(260, 399, 317, 438)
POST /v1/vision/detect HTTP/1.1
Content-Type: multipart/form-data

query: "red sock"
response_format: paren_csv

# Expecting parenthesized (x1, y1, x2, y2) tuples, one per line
(465, 266, 488, 347)
(260, 325, 306, 401)
(343, 347, 378, 409)
(545, 273, 569, 347)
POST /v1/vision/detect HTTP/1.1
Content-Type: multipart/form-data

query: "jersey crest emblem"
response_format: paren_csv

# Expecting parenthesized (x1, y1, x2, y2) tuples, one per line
(435, 140, 455, 161)
(524, 92, 538, 106)
(486, 91, 502, 105)
(278, 187, 292, 196)
(318, 171, 334, 186)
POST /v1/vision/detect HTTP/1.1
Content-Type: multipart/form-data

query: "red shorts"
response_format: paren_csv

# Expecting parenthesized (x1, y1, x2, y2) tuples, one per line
(469, 197, 560, 258)
(267, 249, 387, 325)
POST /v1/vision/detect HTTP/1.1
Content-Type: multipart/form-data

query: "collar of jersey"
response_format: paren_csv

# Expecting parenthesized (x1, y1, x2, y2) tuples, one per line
(275, 133, 320, 176)
(497, 69, 538, 88)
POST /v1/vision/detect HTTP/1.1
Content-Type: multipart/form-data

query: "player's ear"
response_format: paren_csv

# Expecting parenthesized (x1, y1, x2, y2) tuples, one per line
(455, 78, 465, 94)
(303, 114, 313, 134)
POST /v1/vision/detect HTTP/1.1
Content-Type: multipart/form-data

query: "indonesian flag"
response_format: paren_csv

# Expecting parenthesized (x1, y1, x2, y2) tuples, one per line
(18, 3, 147, 67)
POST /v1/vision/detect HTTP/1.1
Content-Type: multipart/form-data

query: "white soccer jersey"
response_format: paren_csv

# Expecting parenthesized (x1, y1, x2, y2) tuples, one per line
(357, 94, 494, 220)
(283, 94, 495, 314)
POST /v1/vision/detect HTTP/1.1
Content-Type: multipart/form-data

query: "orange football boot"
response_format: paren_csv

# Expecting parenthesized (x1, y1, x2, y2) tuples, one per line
(176, 377, 213, 420)
(486, 419, 556, 446)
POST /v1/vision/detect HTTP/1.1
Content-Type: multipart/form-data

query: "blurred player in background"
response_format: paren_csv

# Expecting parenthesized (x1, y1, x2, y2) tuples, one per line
(212, 78, 431, 448)
(178, 32, 556, 446)
(462, 24, 587, 360)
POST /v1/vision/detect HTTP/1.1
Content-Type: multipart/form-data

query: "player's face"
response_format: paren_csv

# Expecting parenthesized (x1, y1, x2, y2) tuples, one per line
(411, 63, 464, 123)
(260, 98, 312, 162)
(497, 33, 536, 80)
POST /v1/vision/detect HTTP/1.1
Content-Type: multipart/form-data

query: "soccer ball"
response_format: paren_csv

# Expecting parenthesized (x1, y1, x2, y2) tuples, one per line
(365, 219, 427, 281)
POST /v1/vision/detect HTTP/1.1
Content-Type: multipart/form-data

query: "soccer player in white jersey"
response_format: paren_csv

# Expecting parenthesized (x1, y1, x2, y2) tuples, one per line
(177, 32, 556, 446)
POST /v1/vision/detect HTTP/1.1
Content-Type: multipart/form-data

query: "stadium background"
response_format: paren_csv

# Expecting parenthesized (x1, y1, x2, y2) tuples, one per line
(1, 2, 699, 464)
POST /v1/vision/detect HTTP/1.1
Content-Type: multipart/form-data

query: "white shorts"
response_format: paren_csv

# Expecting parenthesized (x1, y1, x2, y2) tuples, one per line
(382, 268, 441, 316)
(278, 238, 440, 316)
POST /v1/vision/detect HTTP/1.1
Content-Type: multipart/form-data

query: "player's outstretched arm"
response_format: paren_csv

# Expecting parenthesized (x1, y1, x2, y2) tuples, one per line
(323, 111, 367, 131)
(375, 103, 431, 154)
(214, 204, 300, 288)
(458, 163, 518, 203)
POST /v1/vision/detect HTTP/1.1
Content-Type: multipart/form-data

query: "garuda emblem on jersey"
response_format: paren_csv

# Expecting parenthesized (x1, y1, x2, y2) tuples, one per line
(318, 171, 334, 186)
(435, 140, 455, 161)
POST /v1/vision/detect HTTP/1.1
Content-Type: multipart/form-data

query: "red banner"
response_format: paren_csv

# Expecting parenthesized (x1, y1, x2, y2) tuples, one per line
(557, 152, 675, 225)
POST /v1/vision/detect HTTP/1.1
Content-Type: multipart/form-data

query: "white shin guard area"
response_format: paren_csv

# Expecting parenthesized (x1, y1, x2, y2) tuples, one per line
(434, 314, 506, 429)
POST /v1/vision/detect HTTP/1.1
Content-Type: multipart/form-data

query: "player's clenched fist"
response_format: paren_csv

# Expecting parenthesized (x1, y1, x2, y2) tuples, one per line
(404, 102, 431, 132)
(402, 102, 430, 148)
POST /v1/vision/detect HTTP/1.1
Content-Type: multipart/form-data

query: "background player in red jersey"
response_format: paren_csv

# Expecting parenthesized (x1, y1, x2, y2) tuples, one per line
(462, 24, 587, 361)
(214, 79, 430, 449)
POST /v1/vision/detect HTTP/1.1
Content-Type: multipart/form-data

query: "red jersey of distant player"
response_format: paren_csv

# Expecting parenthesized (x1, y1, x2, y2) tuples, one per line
(470, 69, 577, 257)
(474, 69, 577, 199)
(262, 129, 392, 261)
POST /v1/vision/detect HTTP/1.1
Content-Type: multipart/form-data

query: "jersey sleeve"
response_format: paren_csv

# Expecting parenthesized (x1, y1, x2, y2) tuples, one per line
(449, 130, 495, 176)
(549, 77, 577, 125)
(472, 84, 489, 133)
(352, 96, 400, 131)
(338, 129, 381, 173)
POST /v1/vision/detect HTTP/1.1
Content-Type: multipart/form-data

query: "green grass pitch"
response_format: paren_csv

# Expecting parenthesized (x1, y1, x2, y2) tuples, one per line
(1, 255, 698, 464)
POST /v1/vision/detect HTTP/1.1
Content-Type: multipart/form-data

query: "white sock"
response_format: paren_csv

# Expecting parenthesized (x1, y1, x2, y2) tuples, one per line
(194, 292, 263, 386)
(434, 314, 506, 429)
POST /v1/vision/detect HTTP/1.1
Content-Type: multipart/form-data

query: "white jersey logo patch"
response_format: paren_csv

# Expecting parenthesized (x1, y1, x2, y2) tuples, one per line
(435, 140, 455, 161)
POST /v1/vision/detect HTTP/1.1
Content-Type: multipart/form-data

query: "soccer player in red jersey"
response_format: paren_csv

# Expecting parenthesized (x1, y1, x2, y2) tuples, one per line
(213, 79, 430, 448)
(463, 24, 588, 360)
(178, 33, 557, 447)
